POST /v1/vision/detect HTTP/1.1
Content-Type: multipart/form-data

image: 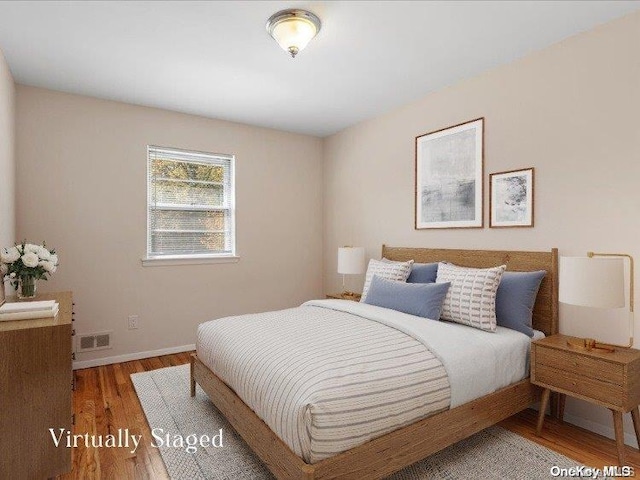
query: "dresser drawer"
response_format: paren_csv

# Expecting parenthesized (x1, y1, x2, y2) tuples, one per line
(535, 345, 624, 385)
(533, 363, 623, 407)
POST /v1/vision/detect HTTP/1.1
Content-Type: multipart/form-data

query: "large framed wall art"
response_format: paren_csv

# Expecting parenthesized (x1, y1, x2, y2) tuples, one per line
(415, 118, 484, 229)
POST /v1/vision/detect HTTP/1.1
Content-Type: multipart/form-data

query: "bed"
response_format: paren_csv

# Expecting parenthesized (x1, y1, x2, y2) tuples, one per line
(190, 246, 559, 479)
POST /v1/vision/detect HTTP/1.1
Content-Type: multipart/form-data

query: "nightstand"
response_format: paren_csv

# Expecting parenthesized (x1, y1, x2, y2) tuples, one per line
(531, 334, 640, 466)
(326, 292, 361, 301)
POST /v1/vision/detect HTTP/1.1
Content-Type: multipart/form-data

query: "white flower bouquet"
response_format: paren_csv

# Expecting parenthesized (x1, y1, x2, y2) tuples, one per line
(1, 241, 59, 298)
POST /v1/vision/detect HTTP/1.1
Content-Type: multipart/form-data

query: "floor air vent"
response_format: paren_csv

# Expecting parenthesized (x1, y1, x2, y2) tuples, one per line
(77, 331, 112, 352)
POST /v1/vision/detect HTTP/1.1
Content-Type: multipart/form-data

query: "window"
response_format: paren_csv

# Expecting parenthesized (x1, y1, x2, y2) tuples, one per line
(145, 146, 236, 264)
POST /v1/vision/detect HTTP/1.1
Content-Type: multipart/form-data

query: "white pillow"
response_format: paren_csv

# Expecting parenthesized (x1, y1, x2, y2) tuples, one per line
(435, 262, 506, 332)
(360, 258, 414, 302)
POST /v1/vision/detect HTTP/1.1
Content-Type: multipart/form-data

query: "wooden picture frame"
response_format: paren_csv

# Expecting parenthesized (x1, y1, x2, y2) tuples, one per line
(490, 167, 534, 228)
(415, 118, 484, 229)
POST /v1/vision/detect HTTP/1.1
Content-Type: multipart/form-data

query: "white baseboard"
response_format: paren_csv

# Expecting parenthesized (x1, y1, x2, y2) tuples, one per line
(73, 344, 195, 370)
(562, 412, 639, 449)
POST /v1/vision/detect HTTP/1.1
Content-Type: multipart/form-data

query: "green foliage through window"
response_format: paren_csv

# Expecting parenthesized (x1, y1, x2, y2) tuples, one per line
(147, 147, 235, 257)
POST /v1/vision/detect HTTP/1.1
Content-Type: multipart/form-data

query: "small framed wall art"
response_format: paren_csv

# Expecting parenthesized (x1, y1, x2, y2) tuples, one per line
(489, 167, 534, 228)
(415, 118, 484, 229)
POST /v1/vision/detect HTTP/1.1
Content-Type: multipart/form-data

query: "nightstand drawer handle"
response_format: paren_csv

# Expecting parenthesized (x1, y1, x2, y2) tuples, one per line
(572, 381, 577, 386)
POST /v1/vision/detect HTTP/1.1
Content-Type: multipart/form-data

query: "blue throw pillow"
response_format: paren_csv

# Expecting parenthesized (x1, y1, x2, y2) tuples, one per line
(496, 270, 546, 337)
(407, 262, 439, 283)
(364, 275, 450, 319)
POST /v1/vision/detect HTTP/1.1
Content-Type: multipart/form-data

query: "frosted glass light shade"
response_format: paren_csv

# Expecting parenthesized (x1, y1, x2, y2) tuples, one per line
(560, 256, 625, 308)
(338, 247, 365, 275)
(266, 9, 321, 58)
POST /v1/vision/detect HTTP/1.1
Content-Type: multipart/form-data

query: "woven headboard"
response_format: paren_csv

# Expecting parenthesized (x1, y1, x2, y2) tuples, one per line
(381, 246, 559, 336)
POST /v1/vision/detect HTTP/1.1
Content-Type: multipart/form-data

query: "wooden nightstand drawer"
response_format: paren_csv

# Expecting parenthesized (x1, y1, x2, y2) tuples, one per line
(533, 334, 640, 467)
(534, 363, 623, 408)
(535, 346, 624, 385)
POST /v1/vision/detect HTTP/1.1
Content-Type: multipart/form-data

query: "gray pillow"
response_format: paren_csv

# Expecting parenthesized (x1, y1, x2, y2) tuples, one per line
(496, 270, 546, 337)
(407, 262, 439, 284)
(364, 275, 451, 319)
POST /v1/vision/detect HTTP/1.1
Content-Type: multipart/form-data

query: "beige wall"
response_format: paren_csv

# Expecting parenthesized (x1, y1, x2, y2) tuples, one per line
(0, 48, 15, 253)
(11, 7, 640, 450)
(323, 12, 640, 443)
(16, 86, 323, 364)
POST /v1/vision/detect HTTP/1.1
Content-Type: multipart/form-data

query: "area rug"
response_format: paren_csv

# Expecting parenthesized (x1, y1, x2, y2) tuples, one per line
(132, 365, 593, 479)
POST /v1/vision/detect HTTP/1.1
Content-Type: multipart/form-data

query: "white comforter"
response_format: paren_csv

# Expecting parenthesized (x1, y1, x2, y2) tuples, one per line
(306, 299, 533, 408)
(197, 299, 533, 463)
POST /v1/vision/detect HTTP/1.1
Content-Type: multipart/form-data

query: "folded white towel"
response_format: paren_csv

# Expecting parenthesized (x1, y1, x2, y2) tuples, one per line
(0, 300, 57, 313)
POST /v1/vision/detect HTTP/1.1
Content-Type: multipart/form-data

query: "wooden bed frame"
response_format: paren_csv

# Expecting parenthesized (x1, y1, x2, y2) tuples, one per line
(191, 246, 559, 479)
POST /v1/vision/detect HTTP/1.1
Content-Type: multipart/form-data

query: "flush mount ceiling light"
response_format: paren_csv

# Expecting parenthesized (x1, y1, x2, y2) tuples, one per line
(266, 9, 321, 58)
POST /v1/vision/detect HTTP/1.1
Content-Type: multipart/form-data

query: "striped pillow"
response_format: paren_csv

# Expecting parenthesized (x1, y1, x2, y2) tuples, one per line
(436, 262, 506, 332)
(360, 258, 414, 302)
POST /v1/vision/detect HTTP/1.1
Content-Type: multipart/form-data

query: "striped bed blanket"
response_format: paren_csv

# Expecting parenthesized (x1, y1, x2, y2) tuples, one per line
(196, 301, 451, 463)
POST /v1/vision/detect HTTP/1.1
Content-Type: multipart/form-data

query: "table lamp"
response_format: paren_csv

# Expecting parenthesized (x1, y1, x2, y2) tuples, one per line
(337, 246, 365, 297)
(559, 252, 634, 352)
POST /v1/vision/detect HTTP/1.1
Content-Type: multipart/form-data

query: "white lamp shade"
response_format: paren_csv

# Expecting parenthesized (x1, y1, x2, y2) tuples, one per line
(559, 256, 625, 308)
(337, 247, 365, 275)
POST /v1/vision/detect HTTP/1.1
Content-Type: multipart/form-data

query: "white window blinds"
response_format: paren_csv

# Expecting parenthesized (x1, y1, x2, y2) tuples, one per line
(147, 146, 235, 258)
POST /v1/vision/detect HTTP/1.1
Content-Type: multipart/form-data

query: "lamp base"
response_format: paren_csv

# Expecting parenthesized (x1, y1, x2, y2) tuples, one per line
(566, 337, 629, 353)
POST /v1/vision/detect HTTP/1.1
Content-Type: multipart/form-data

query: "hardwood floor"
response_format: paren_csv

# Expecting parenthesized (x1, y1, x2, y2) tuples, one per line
(500, 409, 640, 471)
(61, 352, 640, 479)
(61, 353, 192, 479)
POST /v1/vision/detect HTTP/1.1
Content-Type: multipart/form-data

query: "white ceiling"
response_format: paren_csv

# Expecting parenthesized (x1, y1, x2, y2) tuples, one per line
(0, 1, 638, 137)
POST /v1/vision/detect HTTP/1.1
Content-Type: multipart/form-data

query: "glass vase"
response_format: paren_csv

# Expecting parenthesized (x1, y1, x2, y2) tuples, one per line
(17, 275, 37, 300)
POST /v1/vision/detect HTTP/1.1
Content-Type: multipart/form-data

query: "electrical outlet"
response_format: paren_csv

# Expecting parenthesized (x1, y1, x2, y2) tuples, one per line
(128, 315, 139, 330)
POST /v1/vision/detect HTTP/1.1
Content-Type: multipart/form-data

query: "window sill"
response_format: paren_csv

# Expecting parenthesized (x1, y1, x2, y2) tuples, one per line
(141, 255, 240, 267)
